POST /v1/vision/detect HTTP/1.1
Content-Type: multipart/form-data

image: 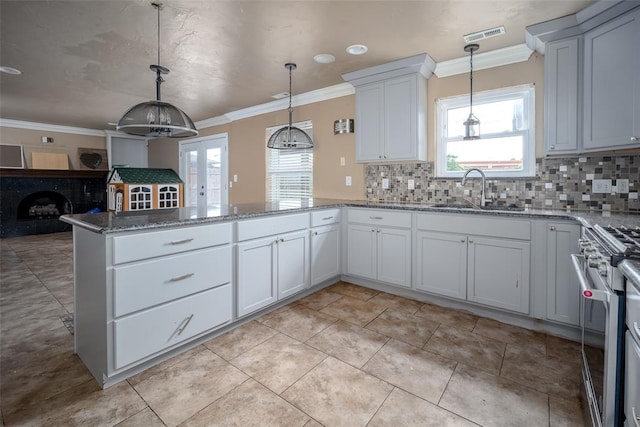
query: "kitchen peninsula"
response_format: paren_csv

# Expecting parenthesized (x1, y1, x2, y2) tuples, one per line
(61, 199, 633, 387)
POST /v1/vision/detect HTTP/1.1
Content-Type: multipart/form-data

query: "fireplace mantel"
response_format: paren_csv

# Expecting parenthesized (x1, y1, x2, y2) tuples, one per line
(0, 168, 108, 179)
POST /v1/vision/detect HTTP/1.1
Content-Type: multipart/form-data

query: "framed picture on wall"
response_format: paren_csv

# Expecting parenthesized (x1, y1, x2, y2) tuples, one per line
(0, 144, 25, 168)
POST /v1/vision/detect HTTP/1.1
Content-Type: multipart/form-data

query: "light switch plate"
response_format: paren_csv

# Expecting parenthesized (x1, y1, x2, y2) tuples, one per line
(407, 179, 415, 190)
(345, 176, 352, 186)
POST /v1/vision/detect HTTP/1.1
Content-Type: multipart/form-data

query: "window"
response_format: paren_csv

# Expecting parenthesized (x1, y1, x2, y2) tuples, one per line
(266, 120, 313, 208)
(436, 84, 535, 178)
(158, 185, 180, 209)
(129, 185, 152, 210)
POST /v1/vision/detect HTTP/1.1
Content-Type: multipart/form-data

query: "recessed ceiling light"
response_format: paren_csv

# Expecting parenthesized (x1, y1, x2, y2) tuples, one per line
(346, 44, 368, 55)
(0, 66, 22, 75)
(313, 53, 335, 64)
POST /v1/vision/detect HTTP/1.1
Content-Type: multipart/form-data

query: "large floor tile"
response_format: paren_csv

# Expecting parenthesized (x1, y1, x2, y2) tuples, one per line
(365, 308, 438, 347)
(367, 292, 423, 314)
(5, 380, 146, 426)
(180, 379, 310, 427)
(204, 320, 278, 360)
(439, 364, 549, 427)
(297, 288, 344, 311)
(500, 343, 581, 398)
(424, 324, 506, 375)
(306, 320, 388, 368)
(414, 302, 479, 331)
(258, 305, 336, 341)
(368, 387, 478, 427)
(473, 317, 547, 354)
(326, 282, 379, 301)
(362, 339, 456, 403)
(230, 333, 326, 394)
(546, 334, 582, 364)
(133, 349, 248, 427)
(549, 396, 587, 427)
(320, 295, 386, 327)
(281, 356, 393, 427)
(127, 345, 209, 386)
(115, 408, 165, 427)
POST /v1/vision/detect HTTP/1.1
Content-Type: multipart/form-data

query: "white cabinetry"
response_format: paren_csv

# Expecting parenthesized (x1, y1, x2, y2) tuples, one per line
(342, 54, 434, 163)
(236, 213, 309, 317)
(346, 209, 412, 287)
(310, 209, 341, 286)
(583, 8, 640, 151)
(415, 213, 531, 314)
(545, 222, 581, 326)
(73, 222, 233, 387)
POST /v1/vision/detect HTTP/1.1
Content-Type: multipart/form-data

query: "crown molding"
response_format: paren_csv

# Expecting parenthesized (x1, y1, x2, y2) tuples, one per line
(342, 53, 437, 86)
(0, 118, 106, 137)
(196, 82, 354, 129)
(434, 44, 533, 78)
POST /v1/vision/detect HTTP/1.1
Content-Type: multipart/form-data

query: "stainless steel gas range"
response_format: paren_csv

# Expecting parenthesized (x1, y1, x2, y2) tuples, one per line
(572, 224, 640, 427)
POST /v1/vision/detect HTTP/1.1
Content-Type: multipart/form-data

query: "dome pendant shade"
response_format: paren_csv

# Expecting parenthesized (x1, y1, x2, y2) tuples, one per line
(267, 63, 313, 149)
(116, 3, 197, 139)
(463, 43, 480, 141)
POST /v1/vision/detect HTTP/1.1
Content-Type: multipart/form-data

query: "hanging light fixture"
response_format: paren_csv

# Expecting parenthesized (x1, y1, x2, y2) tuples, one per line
(463, 43, 480, 140)
(267, 63, 313, 149)
(117, 2, 197, 138)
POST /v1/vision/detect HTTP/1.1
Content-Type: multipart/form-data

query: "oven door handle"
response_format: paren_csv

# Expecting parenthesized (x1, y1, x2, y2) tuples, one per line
(571, 254, 609, 302)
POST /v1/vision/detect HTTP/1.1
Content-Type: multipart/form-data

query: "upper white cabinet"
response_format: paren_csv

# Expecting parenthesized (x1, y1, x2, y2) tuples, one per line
(583, 8, 640, 151)
(343, 54, 435, 163)
(528, 3, 640, 155)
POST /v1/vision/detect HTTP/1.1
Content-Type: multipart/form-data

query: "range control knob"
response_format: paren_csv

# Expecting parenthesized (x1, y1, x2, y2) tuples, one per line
(588, 255, 602, 268)
(584, 247, 597, 257)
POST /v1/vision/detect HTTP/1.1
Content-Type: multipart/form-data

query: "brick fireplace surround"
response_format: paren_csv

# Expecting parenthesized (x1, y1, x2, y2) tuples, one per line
(0, 169, 107, 238)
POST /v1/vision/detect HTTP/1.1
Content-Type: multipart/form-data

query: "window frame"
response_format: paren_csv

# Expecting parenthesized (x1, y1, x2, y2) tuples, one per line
(435, 84, 535, 178)
(265, 120, 313, 206)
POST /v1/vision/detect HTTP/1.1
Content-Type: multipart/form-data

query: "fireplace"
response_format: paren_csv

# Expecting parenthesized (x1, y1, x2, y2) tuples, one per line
(0, 169, 107, 238)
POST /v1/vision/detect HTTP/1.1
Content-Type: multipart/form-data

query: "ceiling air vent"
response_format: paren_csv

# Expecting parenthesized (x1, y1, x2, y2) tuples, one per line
(463, 26, 506, 43)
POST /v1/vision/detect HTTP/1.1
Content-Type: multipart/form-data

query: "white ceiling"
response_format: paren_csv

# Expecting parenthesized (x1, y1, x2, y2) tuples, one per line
(0, 0, 594, 131)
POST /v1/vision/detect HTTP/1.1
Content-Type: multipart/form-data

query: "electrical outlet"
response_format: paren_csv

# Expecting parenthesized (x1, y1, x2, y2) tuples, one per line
(592, 179, 612, 193)
(382, 178, 389, 189)
(407, 179, 415, 190)
(233, 174, 238, 182)
(345, 176, 352, 186)
(340, 157, 345, 166)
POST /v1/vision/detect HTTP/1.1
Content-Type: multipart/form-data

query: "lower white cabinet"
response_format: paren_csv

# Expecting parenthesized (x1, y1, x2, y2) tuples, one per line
(346, 221, 412, 288)
(237, 229, 309, 317)
(310, 224, 341, 286)
(416, 231, 467, 299)
(545, 222, 581, 325)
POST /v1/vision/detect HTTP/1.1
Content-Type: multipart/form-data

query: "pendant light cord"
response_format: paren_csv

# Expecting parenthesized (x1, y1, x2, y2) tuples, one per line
(469, 47, 474, 116)
(288, 66, 293, 124)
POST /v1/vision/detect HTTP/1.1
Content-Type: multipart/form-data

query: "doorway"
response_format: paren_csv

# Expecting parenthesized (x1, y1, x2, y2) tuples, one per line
(179, 133, 228, 215)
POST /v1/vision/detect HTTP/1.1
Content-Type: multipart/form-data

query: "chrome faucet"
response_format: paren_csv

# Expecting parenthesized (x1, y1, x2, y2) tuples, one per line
(461, 168, 491, 207)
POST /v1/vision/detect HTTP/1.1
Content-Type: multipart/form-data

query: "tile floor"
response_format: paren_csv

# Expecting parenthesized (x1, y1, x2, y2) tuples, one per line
(0, 232, 586, 426)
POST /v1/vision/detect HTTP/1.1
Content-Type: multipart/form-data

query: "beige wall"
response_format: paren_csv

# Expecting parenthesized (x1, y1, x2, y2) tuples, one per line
(148, 54, 545, 203)
(150, 96, 364, 205)
(0, 127, 106, 169)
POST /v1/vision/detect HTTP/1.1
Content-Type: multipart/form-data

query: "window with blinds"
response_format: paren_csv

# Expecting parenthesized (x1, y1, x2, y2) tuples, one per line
(266, 120, 313, 208)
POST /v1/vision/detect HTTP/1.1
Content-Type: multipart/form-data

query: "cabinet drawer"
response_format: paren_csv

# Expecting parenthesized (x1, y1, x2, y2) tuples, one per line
(416, 213, 531, 240)
(236, 213, 308, 241)
(113, 284, 232, 369)
(347, 209, 411, 228)
(112, 222, 232, 265)
(113, 246, 232, 317)
(310, 209, 341, 227)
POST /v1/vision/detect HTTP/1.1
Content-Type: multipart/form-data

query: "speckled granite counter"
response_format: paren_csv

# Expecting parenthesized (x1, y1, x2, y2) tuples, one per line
(60, 198, 640, 234)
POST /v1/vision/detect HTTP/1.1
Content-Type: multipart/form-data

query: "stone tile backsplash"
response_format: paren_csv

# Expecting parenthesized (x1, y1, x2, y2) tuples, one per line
(364, 155, 640, 213)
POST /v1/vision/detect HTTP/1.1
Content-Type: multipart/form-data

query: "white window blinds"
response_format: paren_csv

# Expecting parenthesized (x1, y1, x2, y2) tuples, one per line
(266, 121, 313, 207)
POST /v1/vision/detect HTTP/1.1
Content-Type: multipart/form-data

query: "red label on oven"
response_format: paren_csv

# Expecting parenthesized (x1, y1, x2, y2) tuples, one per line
(583, 290, 593, 298)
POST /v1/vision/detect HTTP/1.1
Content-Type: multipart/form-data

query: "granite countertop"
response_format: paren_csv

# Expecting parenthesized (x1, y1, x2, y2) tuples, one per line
(60, 198, 640, 234)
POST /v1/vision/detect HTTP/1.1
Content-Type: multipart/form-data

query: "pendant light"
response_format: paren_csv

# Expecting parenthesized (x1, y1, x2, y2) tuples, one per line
(117, 2, 197, 138)
(463, 43, 480, 140)
(267, 63, 313, 149)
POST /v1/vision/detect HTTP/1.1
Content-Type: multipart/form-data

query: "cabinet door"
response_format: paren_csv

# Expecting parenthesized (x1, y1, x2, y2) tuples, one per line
(545, 38, 580, 154)
(355, 82, 385, 162)
(385, 74, 417, 160)
(583, 9, 639, 151)
(468, 237, 530, 314)
(346, 224, 377, 280)
(416, 231, 467, 299)
(237, 236, 277, 317)
(310, 224, 341, 286)
(377, 226, 412, 287)
(277, 230, 309, 299)
(546, 223, 581, 326)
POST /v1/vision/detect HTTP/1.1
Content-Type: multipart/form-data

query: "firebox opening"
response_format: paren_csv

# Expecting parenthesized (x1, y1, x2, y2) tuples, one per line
(17, 191, 72, 220)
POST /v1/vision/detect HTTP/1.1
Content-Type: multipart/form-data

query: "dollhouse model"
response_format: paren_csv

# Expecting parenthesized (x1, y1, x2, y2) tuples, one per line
(107, 167, 184, 213)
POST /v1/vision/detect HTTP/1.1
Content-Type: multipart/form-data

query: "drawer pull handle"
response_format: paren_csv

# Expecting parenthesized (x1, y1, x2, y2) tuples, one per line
(369, 216, 383, 220)
(170, 273, 195, 282)
(322, 216, 334, 220)
(177, 314, 194, 335)
(170, 238, 194, 245)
